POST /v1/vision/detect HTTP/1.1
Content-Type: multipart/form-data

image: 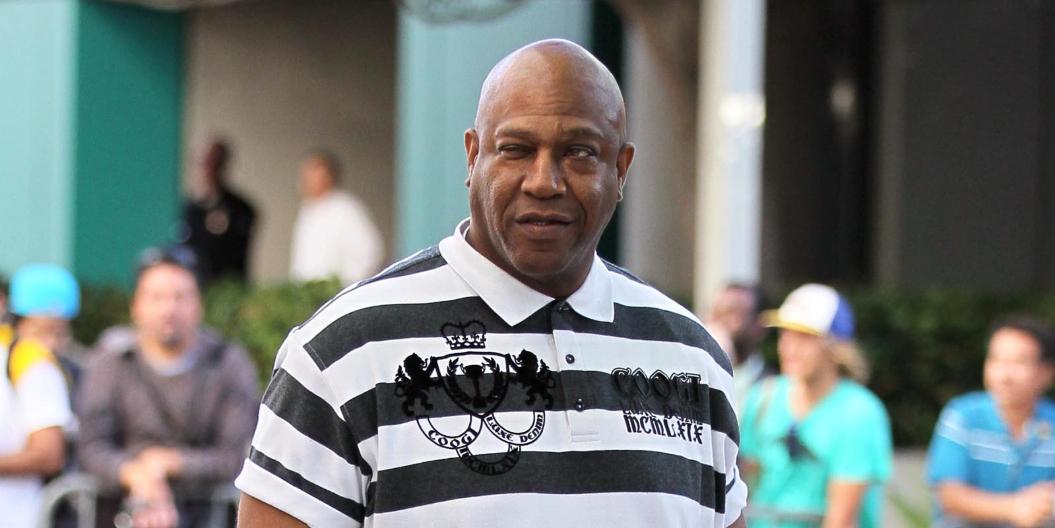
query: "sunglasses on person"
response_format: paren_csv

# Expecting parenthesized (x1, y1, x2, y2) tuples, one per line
(783, 424, 816, 460)
(135, 245, 201, 287)
(138, 245, 198, 272)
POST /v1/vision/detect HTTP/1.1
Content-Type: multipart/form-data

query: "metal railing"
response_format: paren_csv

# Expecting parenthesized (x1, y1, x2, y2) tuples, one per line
(36, 473, 239, 528)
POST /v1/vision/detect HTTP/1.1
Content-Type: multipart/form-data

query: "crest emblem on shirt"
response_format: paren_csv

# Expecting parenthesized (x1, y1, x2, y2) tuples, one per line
(394, 320, 555, 476)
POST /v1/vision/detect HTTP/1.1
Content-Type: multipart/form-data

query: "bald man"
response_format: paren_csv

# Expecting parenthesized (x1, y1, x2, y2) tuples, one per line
(236, 40, 747, 528)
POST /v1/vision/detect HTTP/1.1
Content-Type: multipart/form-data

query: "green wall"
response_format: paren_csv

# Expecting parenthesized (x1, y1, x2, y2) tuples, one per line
(394, 0, 592, 257)
(73, 1, 184, 285)
(0, 0, 77, 275)
(0, 0, 183, 285)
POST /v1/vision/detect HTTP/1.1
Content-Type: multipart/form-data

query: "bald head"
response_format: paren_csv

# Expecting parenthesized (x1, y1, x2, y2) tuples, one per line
(462, 39, 635, 299)
(475, 39, 627, 143)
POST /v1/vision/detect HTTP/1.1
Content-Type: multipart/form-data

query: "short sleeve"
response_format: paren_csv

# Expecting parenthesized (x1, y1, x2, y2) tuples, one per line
(718, 386, 748, 526)
(927, 404, 971, 485)
(12, 342, 72, 433)
(234, 332, 369, 527)
(828, 394, 892, 483)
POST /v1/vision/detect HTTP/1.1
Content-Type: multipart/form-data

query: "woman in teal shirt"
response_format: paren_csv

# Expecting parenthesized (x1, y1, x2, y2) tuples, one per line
(740, 284, 892, 528)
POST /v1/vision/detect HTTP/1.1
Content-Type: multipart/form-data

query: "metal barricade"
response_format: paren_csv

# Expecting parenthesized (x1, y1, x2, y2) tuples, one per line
(36, 473, 240, 528)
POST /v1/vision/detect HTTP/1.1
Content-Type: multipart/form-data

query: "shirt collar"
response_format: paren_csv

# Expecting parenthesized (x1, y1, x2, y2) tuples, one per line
(438, 218, 615, 326)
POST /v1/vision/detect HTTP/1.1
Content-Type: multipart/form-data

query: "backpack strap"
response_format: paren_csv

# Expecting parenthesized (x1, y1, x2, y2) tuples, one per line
(4, 338, 15, 383)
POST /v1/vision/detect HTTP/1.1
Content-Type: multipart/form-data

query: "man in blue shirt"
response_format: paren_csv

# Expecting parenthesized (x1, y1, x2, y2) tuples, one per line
(928, 316, 1055, 527)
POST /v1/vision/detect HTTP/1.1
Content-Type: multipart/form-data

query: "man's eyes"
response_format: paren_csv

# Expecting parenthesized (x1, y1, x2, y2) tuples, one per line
(566, 146, 597, 159)
(495, 144, 598, 159)
(498, 144, 530, 157)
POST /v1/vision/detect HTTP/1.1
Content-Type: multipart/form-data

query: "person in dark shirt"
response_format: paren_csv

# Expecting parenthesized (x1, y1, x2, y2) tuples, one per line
(180, 140, 257, 284)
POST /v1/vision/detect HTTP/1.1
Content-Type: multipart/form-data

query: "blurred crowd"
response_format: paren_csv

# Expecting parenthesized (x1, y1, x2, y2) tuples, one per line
(3, 142, 1054, 528)
(1, 141, 386, 528)
(707, 282, 1055, 528)
(9, 269, 1055, 526)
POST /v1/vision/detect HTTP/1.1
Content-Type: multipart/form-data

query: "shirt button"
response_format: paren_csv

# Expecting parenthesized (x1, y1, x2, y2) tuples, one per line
(574, 398, 585, 411)
(565, 354, 575, 364)
(557, 302, 570, 312)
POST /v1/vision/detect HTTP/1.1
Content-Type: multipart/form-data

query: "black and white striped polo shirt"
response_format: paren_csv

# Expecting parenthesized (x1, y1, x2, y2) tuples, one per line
(235, 221, 747, 527)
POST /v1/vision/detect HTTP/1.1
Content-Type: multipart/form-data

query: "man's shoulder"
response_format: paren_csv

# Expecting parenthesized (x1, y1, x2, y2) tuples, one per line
(601, 258, 648, 285)
(602, 258, 700, 323)
(602, 259, 731, 373)
(292, 246, 449, 337)
(943, 391, 991, 417)
(80, 346, 131, 384)
(933, 392, 998, 435)
(222, 187, 255, 212)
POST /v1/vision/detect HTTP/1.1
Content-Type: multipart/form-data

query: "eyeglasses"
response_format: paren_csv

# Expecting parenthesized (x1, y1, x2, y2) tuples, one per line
(135, 245, 201, 283)
(783, 424, 815, 460)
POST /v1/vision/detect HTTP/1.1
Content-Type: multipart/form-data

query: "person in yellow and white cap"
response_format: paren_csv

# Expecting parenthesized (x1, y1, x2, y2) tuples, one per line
(738, 283, 892, 528)
(0, 264, 77, 528)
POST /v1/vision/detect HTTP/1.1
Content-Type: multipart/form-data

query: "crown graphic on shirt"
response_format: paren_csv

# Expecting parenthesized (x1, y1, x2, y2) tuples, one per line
(441, 320, 487, 350)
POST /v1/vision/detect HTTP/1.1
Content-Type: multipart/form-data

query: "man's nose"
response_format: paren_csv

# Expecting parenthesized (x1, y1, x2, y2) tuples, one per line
(522, 152, 565, 198)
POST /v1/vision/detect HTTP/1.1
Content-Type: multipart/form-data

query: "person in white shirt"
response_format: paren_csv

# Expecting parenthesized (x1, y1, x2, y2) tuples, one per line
(1, 264, 76, 528)
(289, 151, 384, 285)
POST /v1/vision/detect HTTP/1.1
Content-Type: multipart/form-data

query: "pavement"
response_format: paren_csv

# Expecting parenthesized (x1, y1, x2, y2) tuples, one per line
(885, 449, 930, 528)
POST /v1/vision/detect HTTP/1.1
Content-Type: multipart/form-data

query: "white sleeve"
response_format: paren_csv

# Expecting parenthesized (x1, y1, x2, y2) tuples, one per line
(235, 333, 368, 527)
(16, 362, 72, 433)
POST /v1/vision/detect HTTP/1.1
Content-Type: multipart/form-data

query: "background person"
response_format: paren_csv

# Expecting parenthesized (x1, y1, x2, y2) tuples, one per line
(289, 150, 383, 285)
(927, 316, 1055, 528)
(0, 264, 77, 528)
(77, 247, 259, 528)
(706, 282, 771, 411)
(740, 283, 892, 528)
(180, 139, 257, 285)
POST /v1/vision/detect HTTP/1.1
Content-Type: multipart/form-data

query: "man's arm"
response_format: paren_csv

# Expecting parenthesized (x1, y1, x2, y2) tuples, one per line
(821, 480, 869, 528)
(0, 426, 64, 476)
(937, 481, 1053, 528)
(237, 492, 306, 528)
(76, 356, 135, 486)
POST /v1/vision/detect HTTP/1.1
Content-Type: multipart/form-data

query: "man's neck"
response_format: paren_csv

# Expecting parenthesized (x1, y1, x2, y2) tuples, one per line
(307, 188, 336, 204)
(138, 335, 193, 365)
(996, 399, 1037, 439)
(789, 369, 839, 419)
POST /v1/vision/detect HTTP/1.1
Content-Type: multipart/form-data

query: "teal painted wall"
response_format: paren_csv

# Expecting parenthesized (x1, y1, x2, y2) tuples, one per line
(72, 1, 184, 285)
(394, 0, 592, 257)
(0, 0, 76, 275)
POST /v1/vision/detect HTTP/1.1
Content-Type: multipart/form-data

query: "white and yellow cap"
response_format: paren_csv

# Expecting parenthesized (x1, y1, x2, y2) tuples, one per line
(763, 283, 855, 340)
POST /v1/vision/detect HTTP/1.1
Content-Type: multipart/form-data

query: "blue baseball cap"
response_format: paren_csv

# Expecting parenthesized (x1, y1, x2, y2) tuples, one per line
(763, 283, 855, 340)
(10, 264, 80, 319)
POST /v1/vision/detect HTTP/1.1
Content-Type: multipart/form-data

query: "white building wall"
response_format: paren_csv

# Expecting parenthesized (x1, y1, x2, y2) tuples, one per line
(183, 0, 397, 282)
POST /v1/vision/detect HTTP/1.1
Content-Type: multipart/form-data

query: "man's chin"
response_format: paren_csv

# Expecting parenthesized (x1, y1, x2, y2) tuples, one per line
(508, 253, 575, 282)
(158, 332, 191, 351)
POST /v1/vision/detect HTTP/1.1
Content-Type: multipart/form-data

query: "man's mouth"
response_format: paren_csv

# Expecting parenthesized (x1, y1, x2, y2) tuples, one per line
(516, 213, 572, 226)
(514, 213, 573, 238)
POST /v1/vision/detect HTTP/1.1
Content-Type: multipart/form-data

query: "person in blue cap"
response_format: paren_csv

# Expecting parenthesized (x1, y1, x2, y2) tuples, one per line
(0, 264, 77, 527)
(739, 283, 892, 528)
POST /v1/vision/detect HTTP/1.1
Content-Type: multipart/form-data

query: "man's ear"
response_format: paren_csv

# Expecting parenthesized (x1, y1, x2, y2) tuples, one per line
(464, 128, 480, 187)
(1040, 364, 1055, 387)
(616, 142, 636, 195)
